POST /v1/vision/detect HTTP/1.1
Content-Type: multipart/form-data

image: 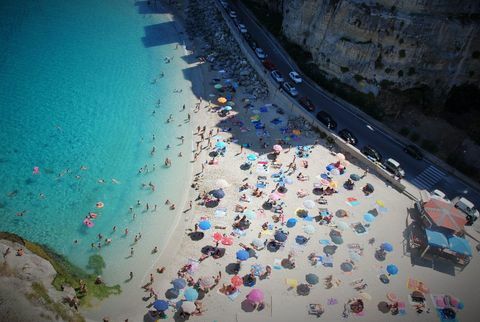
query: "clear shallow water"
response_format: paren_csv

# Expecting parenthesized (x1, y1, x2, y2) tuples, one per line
(0, 0, 193, 281)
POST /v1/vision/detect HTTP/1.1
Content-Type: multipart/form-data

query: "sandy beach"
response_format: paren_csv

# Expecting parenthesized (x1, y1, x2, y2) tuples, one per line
(83, 1, 480, 321)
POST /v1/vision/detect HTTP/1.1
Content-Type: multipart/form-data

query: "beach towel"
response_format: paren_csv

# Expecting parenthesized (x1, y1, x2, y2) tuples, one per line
(319, 239, 331, 245)
(303, 216, 314, 222)
(347, 197, 360, 207)
(273, 258, 283, 270)
(256, 182, 267, 189)
(260, 106, 268, 113)
(227, 289, 241, 301)
(317, 255, 333, 268)
(398, 301, 407, 316)
(407, 278, 429, 293)
(271, 118, 282, 125)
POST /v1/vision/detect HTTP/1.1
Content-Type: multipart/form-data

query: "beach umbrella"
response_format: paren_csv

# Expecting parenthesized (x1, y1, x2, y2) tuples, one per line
(303, 224, 316, 235)
(295, 208, 308, 218)
(376, 200, 385, 207)
(364, 213, 376, 222)
(172, 278, 187, 289)
(365, 183, 374, 192)
(244, 210, 256, 220)
(215, 179, 230, 188)
(378, 301, 391, 313)
(251, 264, 265, 276)
(381, 242, 393, 252)
(215, 141, 226, 149)
(336, 153, 346, 161)
(221, 236, 233, 246)
(199, 276, 215, 289)
(269, 193, 281, 201)
(181, 301, 196, 314)
(247, 154, 257, 161)
(274, 231, 288, 242)
(292, 129, 301, 135)
(297, 284, 310, 296)
(252, 238, 264, 248)
(386, 292, 398, 302)
(184, 288, 199, 301)
(295, 235, 308, 245)
(329, 181, 338, 189)
(214, 83, 223, 90)
(335, 209, 348, 218)
(247, 289, 264, 303)
(340, 262, 354, 272)
(187, 261, 199, 274)
(217, 97, 227, 104)
(198, 220, 211, 230)
(284, 177, 294, 185)
(231, 275, 243, 287)
(213, 232, 223, 242)
(350, 174, 361, 181)
(285, 278, 298, 288)
(211, 189, 225, 199)
(153, 299, 169, 311)
(165, 287, 179, 299)
(386, 264, 398, 276)
(236, 249, 250, 261)
(273, 144, 283, 152)
(222, 105, 232, 111)
(306, 273, 319, 285)
(336, 221, 349, 231)
(286, 218, 297, 228)
(303, 199, 316, 209)
(359, 292, 372, 301)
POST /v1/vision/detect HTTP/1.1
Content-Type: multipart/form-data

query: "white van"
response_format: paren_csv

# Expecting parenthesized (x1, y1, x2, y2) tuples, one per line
(452, 196, 479, 224)
(384, 158, 405, 178)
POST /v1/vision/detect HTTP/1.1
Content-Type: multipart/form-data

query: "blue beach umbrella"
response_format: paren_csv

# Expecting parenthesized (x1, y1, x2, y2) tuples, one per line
(295, 235, 308, 245)
(153, 299, 169, 311)
(286, 218, 297, 228)
(274, 231, 288, 242)
(215, 141, 227, 149)
(247, 154, 257, 161)
(198, 220, 211, 230)
(211, 189, 225, 199)
(306, 273, 319, 285)
(236, 249, 250, 261)
(284, 177, 294, 185)
(363, 213, 376, 223)
(223, 105, 232, 111)
(172, 278, 187, 289)
(386, 264, 399, 276)
(251, 264, 264, 276)
(184, 288, 199, 301)
(381, 242, 393, 252)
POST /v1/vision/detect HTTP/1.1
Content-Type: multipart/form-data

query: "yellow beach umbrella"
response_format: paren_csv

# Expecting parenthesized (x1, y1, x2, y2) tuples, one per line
(217, 97, 227, 104)
(285, 278, 298, 288)
(292, 129, 301, 135)
(329, 181, 338, 189)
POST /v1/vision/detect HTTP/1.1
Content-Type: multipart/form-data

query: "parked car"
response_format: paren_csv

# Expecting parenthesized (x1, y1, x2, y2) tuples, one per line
(271, 70, 284, 83)
(237, 23, 247, 33)
(338, 128, 358, 145)
(282, 82, 298, 97)
(262, 59, 276, 71)
(404, 144, 423, 160)
(431, 189, 448, 201)
(316, 111, 337, 130)
(384, 158, 405, 178)
(361, 145, 382, 162)
(255, 48, 266, 60)
(229, 11, 237, 18)
(298, 96, 315, 112)
(289, 71, 302, 83)
(452, 196, 479, 224)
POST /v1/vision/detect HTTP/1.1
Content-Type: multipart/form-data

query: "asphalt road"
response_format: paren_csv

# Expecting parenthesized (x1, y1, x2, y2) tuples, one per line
(221, 0, 480, 207)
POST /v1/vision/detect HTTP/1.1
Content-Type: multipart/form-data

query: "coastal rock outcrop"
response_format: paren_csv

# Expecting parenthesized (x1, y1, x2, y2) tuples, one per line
(0, 238, 84, 321)
(253, 0, 480, 103)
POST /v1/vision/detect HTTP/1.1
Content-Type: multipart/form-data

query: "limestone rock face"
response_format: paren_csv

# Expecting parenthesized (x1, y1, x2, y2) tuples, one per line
(256, 0, 480, 98)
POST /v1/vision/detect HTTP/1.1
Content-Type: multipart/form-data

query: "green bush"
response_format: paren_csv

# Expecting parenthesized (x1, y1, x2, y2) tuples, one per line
(87, 255, 106, 275)
(326, 136, 335, 144)
(354, 74, 364, 82)
(398, 70, 404, 77)
(407, 67, 416, 76)
(399, 49, 406, 58)
(410, 132, 420, 142)
(318, 131, 327, 139)
(399, 127, 410, 136)
(340, 66, 350, 73)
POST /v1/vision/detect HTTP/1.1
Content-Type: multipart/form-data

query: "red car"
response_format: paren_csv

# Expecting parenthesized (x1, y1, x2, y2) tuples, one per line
(262, 59, 276, 71)
(298, 96, 315, 112)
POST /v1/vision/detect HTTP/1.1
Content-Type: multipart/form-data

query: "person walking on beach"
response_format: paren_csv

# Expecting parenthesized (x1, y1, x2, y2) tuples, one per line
(129, 272, 133, 280)
(130, 247, 134, 257)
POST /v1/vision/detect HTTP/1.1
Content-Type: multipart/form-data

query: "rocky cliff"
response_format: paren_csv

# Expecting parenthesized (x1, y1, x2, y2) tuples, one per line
(252, 0, 480, 108)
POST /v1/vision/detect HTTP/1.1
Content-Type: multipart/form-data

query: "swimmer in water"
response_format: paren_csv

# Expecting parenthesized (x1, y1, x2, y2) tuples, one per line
(111, 178, 120, 184)
(16, 210, 27, 216)
(98, 179, 106, 184)
(80, 166, 88, 170)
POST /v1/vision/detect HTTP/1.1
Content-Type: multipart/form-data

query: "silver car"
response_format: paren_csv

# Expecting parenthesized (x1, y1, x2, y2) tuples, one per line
(271, 70, 284, 83)
(282, 82, 298, 97)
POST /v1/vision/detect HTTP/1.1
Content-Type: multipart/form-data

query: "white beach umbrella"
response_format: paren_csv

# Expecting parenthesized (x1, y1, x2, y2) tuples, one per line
(303, 224, 316, 235)
(215, 179, 230, 189)
(303, 200, 315, 209)
(181, 301, 196, 314)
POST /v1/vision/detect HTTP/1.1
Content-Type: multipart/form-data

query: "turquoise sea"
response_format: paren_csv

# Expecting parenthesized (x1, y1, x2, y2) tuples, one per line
(0, 0, 194, 282)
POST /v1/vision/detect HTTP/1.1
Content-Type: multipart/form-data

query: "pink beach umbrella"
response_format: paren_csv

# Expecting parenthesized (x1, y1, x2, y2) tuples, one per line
(269, 193, 281, 201)
(247, 289, 264, 303)
(272, 145, 283, 153)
